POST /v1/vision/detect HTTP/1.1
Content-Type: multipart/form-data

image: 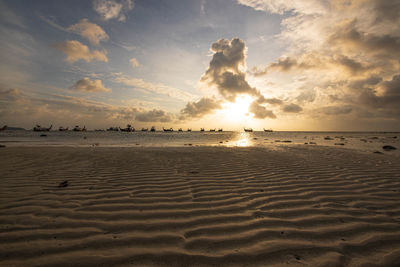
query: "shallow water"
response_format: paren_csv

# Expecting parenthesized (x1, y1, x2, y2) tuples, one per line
(1, 130, 399, 155)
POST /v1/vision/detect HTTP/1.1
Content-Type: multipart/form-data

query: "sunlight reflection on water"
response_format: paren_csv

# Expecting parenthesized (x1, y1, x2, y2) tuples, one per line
(231, 132, 252, 147)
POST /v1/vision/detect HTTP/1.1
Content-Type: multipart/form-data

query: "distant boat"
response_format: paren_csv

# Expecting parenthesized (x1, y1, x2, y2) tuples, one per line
(59, 127, 68, 131)
(210, 129, 216, 132)
(141, 128, 148, 132)
(178, 128, 183, 132)
(200, 128, 205, 132)
(33, 125, 52, 132)
(244, 128, 253, 132)
(0, 125, 7, 132)
(187, 128, 192, 132)
(120, 124, 134, 132)
(150, 126, 156, 132)
(263, 128, 273, 132)
(73, 125, 86, 132)
(163, 127, 173, 132)
(107, 127, 119, 131)
(218, 128, 223, 132)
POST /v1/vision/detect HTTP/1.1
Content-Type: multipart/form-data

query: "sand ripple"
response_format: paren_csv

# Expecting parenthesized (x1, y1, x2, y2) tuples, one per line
(1, 146, 399, 266)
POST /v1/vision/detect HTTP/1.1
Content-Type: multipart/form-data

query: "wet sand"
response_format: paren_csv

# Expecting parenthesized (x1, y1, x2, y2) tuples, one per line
(1, 146, 399, 266)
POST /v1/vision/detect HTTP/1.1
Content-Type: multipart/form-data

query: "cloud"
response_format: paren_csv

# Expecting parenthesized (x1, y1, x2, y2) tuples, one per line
(68, 19, 109, 45)
(238, 0, 327, 15)
(249, 102, 276, 119)
(0, 87, 174, 127)
(71, 77, 111, 93)
(134, 109, 173, 122)
(241, 0, 400, 123)
(180, 97, 221, 118)
(93, 0, 134, 22)
(201, 38, 260, 101)
(114, 74, 195, 101)
(54, 40, 108, 63)
(282, 103, 302, 113)
(318, 105, 353, 116)
(129, 57, 139, 68)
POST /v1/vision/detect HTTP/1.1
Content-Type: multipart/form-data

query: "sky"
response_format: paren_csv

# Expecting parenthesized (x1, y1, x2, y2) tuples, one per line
(0, 0, 399, 131)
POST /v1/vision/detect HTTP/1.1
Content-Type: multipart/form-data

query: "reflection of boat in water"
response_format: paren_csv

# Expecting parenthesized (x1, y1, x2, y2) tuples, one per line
(263, 128, 273, 132)
(163, 127, 173, 132)
(210, 129, 216, 132)
(244, 128, 253, 132)
(59, 127, 68, 131)
(218, 128, 223, 132)
(73, 125, 86, 132)
(107, 127, 119, 131)
(120, 125, 135, 132)
(200, 128, 205, 132)
(0, 125, 7, 132)
(187, 128, 192, 132)
(33, 125, 52, 132)
(141, 128, 148, 132)
(150, 126, 156, 132)
(178, 128, 183, 132)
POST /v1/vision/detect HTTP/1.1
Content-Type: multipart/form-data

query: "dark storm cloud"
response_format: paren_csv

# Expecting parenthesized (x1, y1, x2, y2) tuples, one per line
(249, 102, 276, 119)
(282, 103, 302, 113)
(201, 38, 260, 101)
(134, 109, 173, 122)
(197, 38, 287, 119)
(180, 97, 221, 118)
(330, 20, 400, 58)
(319, 105, 353, 116)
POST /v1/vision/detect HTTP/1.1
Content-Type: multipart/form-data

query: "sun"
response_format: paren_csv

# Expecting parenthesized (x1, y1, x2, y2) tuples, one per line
(219, 94, 254, 122)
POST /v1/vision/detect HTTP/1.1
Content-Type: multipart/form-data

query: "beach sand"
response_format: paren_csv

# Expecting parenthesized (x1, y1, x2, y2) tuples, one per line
(1, 146, 400, 266)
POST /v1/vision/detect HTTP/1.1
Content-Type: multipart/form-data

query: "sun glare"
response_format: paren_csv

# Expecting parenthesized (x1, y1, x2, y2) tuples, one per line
(220, 95, 254, 122)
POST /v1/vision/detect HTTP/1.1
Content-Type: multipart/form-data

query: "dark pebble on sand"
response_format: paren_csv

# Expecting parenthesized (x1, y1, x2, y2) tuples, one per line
(373, 151, 383, 154)
(58, 180, 69, 188)
(334, 143, 345, 146)
(324, 136, 333, 140)
(382, 145, 396, 151)
(282, 140, 292, 143)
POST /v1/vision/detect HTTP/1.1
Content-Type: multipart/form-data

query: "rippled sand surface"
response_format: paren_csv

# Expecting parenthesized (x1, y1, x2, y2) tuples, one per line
(1, 146, 400, 266)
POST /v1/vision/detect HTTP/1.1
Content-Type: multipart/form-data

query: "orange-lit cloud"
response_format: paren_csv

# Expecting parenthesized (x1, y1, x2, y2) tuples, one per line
(68, 18, 109, 45)
(71, 77, 111, 93)
(129, 57, 139, 68)
(54, 40, 108, 63)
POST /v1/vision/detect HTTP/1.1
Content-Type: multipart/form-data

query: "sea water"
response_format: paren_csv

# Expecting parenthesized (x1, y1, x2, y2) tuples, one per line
(1, 130, 399, 155)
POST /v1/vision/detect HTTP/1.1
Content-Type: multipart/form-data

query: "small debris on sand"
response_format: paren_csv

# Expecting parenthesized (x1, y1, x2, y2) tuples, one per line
(309, 142, 317, 145)
(382, 145, 396, 151)
(324, 136, 333, 140)
(373, 151, 384, 154)
(281, 140, 292, 143)
(58, 180, 69, 188)
(334, 143, 345, 146)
